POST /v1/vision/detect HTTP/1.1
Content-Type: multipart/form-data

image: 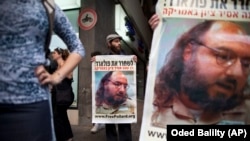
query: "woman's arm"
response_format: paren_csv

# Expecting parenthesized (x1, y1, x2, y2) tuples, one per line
(36, 5, 85, 85)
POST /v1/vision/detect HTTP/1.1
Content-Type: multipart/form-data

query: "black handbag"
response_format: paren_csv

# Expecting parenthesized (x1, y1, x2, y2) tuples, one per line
(55, 78, 74, 106)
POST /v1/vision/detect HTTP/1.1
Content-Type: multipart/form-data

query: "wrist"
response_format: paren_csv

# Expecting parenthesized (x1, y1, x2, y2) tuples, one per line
(54, 71, 64, 83)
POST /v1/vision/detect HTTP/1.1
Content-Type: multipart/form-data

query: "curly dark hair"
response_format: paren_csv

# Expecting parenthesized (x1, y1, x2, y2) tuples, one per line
(95, 71, 113, 106)
(153, 20, 215, 111)
(54, 47, 70, 60)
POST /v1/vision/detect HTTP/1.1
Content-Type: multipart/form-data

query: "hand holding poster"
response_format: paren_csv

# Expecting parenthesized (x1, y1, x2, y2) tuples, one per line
(140, 0, 250, 141)
(92, 55, 137, 124)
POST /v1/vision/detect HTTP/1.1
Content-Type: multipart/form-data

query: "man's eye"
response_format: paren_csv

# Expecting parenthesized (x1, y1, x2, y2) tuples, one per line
(114, 82, 121, 86)
(241, 59, 250, 68)
(216, 53, 229, 62)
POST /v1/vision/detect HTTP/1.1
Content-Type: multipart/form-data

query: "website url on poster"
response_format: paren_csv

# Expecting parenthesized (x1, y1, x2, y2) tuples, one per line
(148, 130, 167, 139)
(95, 114, 135, 119)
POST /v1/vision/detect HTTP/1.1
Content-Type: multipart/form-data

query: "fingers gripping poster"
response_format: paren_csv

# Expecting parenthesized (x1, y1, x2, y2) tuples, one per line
(140, 0, 250, 141)
(92, 55, 137, 124)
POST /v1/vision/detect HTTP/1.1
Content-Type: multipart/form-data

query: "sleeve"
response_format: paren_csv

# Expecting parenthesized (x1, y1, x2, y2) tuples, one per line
(53, 4, 85, 57)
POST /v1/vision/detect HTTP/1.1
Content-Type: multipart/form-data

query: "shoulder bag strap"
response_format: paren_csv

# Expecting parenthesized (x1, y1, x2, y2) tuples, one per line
(42, 0, 55, 58)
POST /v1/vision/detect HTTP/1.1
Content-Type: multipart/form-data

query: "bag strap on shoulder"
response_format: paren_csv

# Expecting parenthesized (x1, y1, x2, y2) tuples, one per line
(42, 0, 55, 58)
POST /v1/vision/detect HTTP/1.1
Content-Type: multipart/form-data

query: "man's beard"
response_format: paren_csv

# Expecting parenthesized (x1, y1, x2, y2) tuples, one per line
(104, 92, 127, 108)
(180, 58, 243, 113)
(110, 45, 121, 54)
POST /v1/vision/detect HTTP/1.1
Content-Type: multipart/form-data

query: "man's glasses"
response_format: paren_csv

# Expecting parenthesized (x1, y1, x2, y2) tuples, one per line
(190, 40, 250, 74)
(107, 80, 129, 90)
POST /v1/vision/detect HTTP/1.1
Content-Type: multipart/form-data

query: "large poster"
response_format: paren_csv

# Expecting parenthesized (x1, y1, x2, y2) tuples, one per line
(92, 55, 137, 123)
(140, 0, 250, 141)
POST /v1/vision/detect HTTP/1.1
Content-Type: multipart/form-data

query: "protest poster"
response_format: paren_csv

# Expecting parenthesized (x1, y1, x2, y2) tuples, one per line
(140, 0, 250, 141)
(92, 55, 137, 123)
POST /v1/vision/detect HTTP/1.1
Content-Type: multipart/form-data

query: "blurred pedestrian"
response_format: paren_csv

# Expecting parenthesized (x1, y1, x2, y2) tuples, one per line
(0, 1, 85, 141)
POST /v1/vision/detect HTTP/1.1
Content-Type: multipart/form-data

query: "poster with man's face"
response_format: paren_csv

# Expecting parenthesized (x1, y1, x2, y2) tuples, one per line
(92, 55, 137, 124)
(140, 1, 250, 141)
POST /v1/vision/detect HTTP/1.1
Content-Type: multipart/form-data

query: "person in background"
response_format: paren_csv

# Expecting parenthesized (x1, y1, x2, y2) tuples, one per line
(90, 51, 105, 134)
(0, 1, 85, 141)
(51, 48, 75, 141)
(91, 34, 137, 141)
